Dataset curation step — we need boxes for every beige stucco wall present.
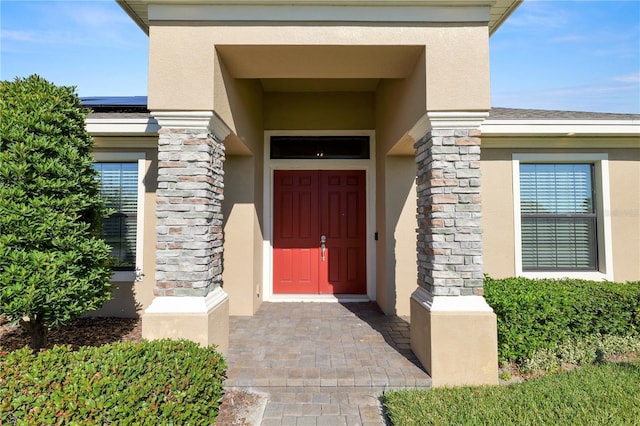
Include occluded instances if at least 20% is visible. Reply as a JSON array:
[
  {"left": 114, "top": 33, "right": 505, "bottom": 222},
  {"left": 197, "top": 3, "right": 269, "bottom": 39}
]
[
  {"left": 411, "top": 296, "right": 498, "bottom": 386},
  {"left": 264, "top": 92, "right": 375, "bottom": 131},
  {"left": 214, "top": 56, "right": 266, "bottom": 316},
  {"left": 214, "top": 53, "right": 263, "bottom": 156},
  {"left": 89, "top": 142, "right": 158, "bottom": 318},
  {"left": 481, "top": 145, "right": 640, "bottom": 282},
  {"left": 148, "top": 24, "right": 490, "bottom": 115},
  {"left": 480, "top": 148, "right": 516, "bottom": 278},
  {"left": 223, "top": 156, "right": 264, "bottom": 315},
  {"left": 373, "top": 51, "right": 427, "bottom": 314},
  {"left": 375, "top": 49, "right": 427, "bottom": 155},
  {"left": 609, "top": 148, "right": 640, "bottom": 281},
  {"left": 386, "top": 157, "right": 418, "bottom": 316}
]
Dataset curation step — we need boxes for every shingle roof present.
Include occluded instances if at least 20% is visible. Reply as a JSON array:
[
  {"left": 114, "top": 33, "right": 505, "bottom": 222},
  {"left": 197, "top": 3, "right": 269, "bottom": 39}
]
[{"left": 489, "top": 107, "right": 640, "bottom": 121}]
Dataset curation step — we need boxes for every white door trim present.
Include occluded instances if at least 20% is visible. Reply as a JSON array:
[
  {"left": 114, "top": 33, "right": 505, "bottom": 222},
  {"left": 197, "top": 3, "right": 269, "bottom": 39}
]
[{"left": 263, "top": 130, "right": 377, "bottom": 302}]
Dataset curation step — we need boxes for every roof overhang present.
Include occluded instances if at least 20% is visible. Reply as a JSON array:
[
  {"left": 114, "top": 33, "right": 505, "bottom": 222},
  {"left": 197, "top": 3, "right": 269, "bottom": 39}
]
[
  {"left": 86, "top": 117, "right": 160, "bottom": 136},
  {"left": 481, "top": 117, "right": 640, "bottom": 148},
  {"left": 117, "top": 0, "right": 522, "bottom": 35},
  {"left": 481, "top": 119, "right": 640, "bottom": 137}
]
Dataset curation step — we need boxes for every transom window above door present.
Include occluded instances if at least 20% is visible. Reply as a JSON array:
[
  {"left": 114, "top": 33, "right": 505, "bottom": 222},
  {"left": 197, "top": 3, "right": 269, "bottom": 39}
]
[{"left": 270, "top": 136, "right": 370, "bottom": 159}]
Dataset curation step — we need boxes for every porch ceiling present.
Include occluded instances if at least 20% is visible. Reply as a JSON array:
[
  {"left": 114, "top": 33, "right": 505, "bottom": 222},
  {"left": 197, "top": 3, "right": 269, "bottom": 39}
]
[
  {"left": 117, "top": 0, "right": 523, "bottom": 36},
  {"left": 216, "top": 45, "right": 423, "bottom": 80}
]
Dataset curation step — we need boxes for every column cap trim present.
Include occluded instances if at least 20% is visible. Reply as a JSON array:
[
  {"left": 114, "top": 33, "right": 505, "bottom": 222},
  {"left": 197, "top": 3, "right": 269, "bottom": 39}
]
[
  {"left": 408, "top": 111, "right": 489, "bottom": 141},
  {"left": 145, "top": 287, "right": 229, "bottom": 314},
  {"left": 411, "top": 287, "right": 494, "bottom": 312},
  {"left": 428, "top": 111, "right": 490, "bottom": 129},
  {"left": 152, "top": 110, "right": 232, "bottom": 141}
]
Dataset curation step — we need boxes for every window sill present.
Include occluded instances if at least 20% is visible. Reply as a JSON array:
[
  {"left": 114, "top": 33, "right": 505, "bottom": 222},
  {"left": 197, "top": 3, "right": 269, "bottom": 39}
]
[
  {"left": 518, "top": 271, "right": 613, "bottom": 282},
  {"left": 111, "top": 271, "right": 136, "bottom": 283}
]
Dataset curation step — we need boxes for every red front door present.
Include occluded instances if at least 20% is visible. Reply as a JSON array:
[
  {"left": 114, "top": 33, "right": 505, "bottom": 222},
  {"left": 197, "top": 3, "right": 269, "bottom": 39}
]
[{"left": 273, "top": 170, "right": 367, "bottom": 294}]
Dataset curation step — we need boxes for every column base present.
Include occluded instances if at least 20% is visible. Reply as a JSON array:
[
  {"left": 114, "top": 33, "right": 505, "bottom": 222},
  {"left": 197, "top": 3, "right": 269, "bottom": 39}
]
[
  {"left": 142, "top": 287, "right": 229, "bottom": 354},
  {"left": 410, "top": 287, "right": 498, "bottom": 387}
]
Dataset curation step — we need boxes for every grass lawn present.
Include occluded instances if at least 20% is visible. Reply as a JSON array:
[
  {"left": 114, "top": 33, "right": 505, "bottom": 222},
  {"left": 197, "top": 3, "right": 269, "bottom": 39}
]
[{"left": 384, "top": 360, "right": 640, "bottom": 425}]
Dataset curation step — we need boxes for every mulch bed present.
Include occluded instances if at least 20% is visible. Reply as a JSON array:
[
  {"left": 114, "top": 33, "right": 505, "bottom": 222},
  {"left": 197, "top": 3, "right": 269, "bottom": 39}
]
[{"left": 0, "top": 315, "right": 142, "bottom": 351}]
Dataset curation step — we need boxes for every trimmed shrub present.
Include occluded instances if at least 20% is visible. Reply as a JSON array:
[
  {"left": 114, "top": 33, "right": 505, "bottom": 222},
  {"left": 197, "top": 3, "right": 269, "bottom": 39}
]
[
  {"left": 484, "top": 276, "right": 640, "bottom": 364},
  {"left": 0, "top": 339, "right": 226, "bottom": 424},
  {"left": 521, "top": 334, "right": 640, "bottom": 373},
  {"left": 0, "top": 75, "right": 112, "bottom": 351}
]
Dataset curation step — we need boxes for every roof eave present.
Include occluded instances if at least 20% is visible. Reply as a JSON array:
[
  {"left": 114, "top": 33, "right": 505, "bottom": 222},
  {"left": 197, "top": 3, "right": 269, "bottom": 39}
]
[
  {"left": 489, "top": 0, "right": 522, "bottom": 35},
  {"left": 117, "top": 0, "right": 149, "bottom": 35},
  {"left": 117, "top": 0, "right": 522, "bottom": 35},
  {"left": 481, "top": 119, "right": 640, "bottom": 137}
]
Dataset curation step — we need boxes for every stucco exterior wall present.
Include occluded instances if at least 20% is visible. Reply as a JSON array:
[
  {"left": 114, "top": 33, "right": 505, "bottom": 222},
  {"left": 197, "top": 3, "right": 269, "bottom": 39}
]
[
  {"left": 479, "top": 148, "right": 516, "bottom": 278},
  {"left": 386, "top": 156, "right": 418, "bottom": 316},
  {"left": 608, "top": 149, "right": 640, "bottom": 281},
  {"left": 375, "top": 49, "right": 427, "bottom": 155},
  {"left": 373, "top": 53, "right": 426, "bottom": 314},
  {"left": 264, "top": 92, "right": 375, "bottom": 131},
  {"left": 213, "top": 58, "right": 265, "bottom": 315},
  {"left": 148, "top": 24, "right": 490, "bottom": 115},
  {"left": 481, "top": 146, "right": 640, "bottom": 282},
  {"left": 223, "top": 156, "right": 263, "bottom": 315}
]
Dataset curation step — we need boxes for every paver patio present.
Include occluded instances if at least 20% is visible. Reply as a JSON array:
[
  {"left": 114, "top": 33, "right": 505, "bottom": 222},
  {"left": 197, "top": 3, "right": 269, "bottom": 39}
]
[{"left": 224, "top": 302, "right": 431, "bottom": 425}]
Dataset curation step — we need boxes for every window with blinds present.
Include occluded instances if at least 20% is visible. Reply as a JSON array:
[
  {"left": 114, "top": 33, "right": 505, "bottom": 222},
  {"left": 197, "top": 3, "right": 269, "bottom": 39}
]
[
  {"left": 94, "top": 162, "right": 138, "bottom": 271},
  {"left": 519, "top": 163, "right": 597, "bottom": 271}
]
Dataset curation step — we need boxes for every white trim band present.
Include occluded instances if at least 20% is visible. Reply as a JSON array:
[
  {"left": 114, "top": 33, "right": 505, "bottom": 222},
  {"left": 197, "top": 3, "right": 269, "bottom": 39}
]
[
  {"left": 145, "top": 287, "right": 229, "bottom": 314},
  {"left": 86, "top": 118, "right": 159, "bottom": 135},
  {"left": 481, "top": 120, "right": 640, "bottom": 136},
  {"left": 411, "top": 287, "right": 494, "bottom": 312}
]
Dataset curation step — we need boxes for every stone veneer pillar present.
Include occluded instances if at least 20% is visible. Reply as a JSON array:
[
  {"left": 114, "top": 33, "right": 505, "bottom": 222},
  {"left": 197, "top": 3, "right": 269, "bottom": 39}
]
[
  {"left": 142, "top": 111, "right": 230, "bottom": 353},
  {"left": 410, "top": 111, "right": 498, "bottom": 387}
]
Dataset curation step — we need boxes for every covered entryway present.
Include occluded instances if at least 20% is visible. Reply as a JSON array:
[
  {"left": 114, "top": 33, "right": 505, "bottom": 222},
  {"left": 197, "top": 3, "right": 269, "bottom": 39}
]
[
  {"left": 134, "top": 0, "right": 508, "bottom": 387},
  {"left": 273, "top": 170, "right": 367, "bottom": 294}
]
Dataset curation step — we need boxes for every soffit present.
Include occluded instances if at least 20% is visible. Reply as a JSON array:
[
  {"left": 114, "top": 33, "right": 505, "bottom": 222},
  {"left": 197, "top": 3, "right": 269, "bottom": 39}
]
[
  {"left": 217, "top": 45, "right": 423, "bottom": 79},
  {"left": 117, "top": 0, "right": 522, "bottom": 35},
  {"left": 216, "top": 44, "right": 421, "bottom": 92}
]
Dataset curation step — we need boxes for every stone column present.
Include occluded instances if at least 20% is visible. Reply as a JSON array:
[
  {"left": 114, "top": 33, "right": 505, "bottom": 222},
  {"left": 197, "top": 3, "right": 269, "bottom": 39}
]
[
  {"left": 410, "top": 111, "right": 498, "bottom": 387},
  {"left": 142, "top": 111, "right": 230, "bottom": 353}
]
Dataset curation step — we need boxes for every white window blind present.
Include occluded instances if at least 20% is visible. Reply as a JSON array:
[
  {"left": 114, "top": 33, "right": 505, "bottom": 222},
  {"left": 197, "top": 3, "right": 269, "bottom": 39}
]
[
  {"left": 520, "top": 163, "right": 597, "bottom": 271},
  {"left": 95, "top": 162, "right": 138, "bottom": 270}
]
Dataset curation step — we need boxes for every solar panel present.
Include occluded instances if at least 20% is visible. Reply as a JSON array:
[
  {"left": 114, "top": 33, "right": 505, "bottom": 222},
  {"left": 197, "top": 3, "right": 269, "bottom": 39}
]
[{"left": 81, "top": 96, "right": 148, "bottom": 112}]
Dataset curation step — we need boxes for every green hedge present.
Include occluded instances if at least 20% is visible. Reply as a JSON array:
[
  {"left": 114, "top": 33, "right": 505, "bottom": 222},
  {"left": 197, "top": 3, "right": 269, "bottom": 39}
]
[
  {"left": 484, "top": 277, "right": 640, "bottom": 364},
  {"left": 0, "top": 339, "right": 226, "bottom": 425}
]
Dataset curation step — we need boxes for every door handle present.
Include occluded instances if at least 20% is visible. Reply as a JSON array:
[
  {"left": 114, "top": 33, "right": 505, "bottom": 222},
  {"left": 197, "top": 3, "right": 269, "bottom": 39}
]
[{"left": 320, "top": 235, "right": 326, "bottom": 262}]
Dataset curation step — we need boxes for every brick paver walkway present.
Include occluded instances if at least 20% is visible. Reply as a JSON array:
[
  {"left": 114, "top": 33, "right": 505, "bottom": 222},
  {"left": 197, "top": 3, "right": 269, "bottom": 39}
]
[{"left": 225, "top": 302, "right": 431, "bottom": 425}]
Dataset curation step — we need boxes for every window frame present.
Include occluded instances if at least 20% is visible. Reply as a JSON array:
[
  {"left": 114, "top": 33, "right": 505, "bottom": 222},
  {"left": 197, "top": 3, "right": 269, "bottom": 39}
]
[
  {"left": 94, "top": 152, "right": 146, "bottom": 283},
  {"left": 512, "top": 153, "right": 613, "bottom": 281}
]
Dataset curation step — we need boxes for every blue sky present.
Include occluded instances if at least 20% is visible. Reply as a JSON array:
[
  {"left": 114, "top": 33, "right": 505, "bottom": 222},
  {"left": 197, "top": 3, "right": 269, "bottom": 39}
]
[{"left": 1, "top": 0, "right": 639, "bottom": 113}]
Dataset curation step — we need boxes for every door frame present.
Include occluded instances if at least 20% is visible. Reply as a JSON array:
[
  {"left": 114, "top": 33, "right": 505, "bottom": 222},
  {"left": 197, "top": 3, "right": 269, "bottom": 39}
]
[{"left": 263, "top": 130, "right": 377, "bottom": 302}]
